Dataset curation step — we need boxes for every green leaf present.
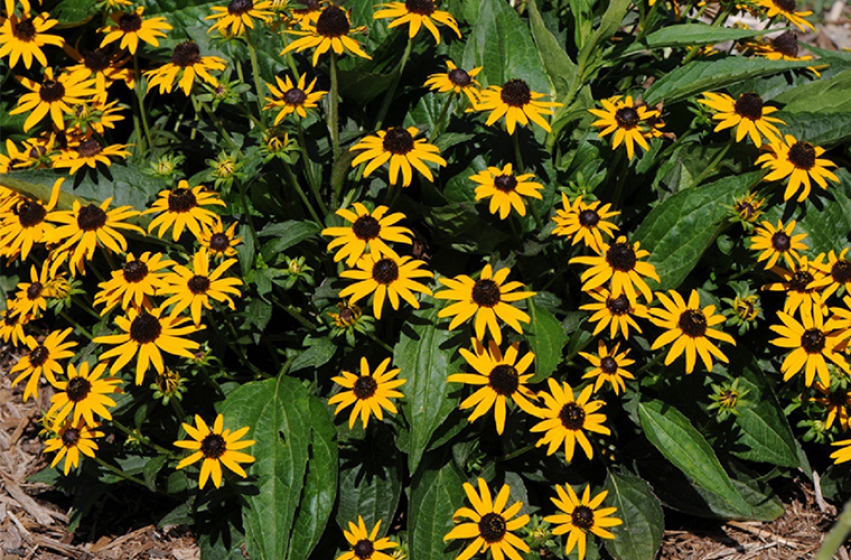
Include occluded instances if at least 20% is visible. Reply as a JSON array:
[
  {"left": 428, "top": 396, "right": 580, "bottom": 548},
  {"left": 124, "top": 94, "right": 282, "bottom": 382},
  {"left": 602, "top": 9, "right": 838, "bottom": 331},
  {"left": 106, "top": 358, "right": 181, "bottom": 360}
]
[
  {"left": 259, "top": 220, "right": 320, "bottom": 258},
  {"left": 393, "top": 305, "right": 464, "bottom": 474},
  {"left": 222, "top": 377, "right": 312, "bottom": 560},
  {"left": 628, "top": 24, "right": 772, "bottom": 52},
  {"left": 142, "top": 455, "right": 167, "bottom": 492},
  {"left": 51, "top": 0, "right": 97, "bottom": 25},
  {"left": 602, "top": 471, "right": 665, "bottom": 560},
  {"left": 773, "top": 111, "right": 851, "bottom": 148},
  {"left": 288, "top": 397, "right": 339, "bottom": 560},
  {"left": 408, "top": 452, "right": 466, "bottom": 560},
  {"left": 290, "top": 336, "right": 337, "bottom": 373},
  {"left": 632, "top": 170, "right": 762, "bottom": 289},
  {"left": 638, "top": 400, "right": 751, "bottom": 514},
  {"left": 526, "top": 299, "right": 568, "bottom": 383},
  {"left": 527, "top": 0, "right": 578, "bottom": 99},
  {"left": 645, "top": 57, "right": 816, "bottom": 105},
  {"left": 773, "top": 68, "right": 851, "bottom": 113},
  {"left": 577, "top": 0, "right": 632, "bottom": 75}
]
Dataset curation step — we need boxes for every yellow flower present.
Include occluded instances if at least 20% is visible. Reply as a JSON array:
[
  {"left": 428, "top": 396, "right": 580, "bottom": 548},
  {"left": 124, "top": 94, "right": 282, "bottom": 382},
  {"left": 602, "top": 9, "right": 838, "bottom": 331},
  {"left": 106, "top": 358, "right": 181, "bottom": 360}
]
[
  {"left": 434, "top": 264, "right": 535, "bottom": 345},
  {"left": 544, "top": 484, "right": 622, "bottom": 560},
  {"left": 474, "top": 78, "right": 561, "bottom": 135},
  {"left": 321, "top": 202, "right": 412, "bottom": 266},
  {"left": 263, "top": 73, "right": 327, "bottom": 123},
  {"left": 580, "top": 287, "right": 649, "bottom": 339},
  {"left": 552, "top": 194, "right": 620, "bottom": 252},
  {"left": 44, "top": 419, "right": 103, "bottom": 475},
  {"left": 755, "top": 134, "right": 839, "bottom": 202},
  {"left": 649, "top": 289, "right": 736, "bottom": 374},
  {"left": 0, "top": 9, "right": 64, "bottom": 69},
  {"left": 373, "top": 0, "right": 460, "bottom": 43},
  {"left": 698, "top": 92, "right": 784, "bottom": 147},
  {"left": 424, "top": 60, "right": 482, "bottom": 104},
  {"left": 12, "top": 261, "right": 53, "bottom": 318},
  {"left": 747, "top": 31, "right": 821, "bottom": 76},
  {"left": 569, "top": 236, "right": 660, "bottom": 304},
  {"left": 282, "top": 5, "right": 371, "bottom": 66},
  {"left": 810, "top": 249, "right": 851, "bottom": 300},
  {"left": 0, "top": 304, "right": 29, "bottom": 346},
  {"left": 143, "top": 180, "right": 226, "bottom": 241},
  {"left": 337, "top": 517, "right": 397, "bottom": 560},
  {"left": 9, "top": 67, "right": 97, "bottom": 132},
  {"left": 145, "top": 40, "right": 226, "bottom": 96},
  {"left": 470, "top": 163, "right": 544, "bottom": 220},
  {"left": 206, "top": 0, "right": 274, "bottom": 36},
  {"left": 159, "top": 247, "right": 244, "bottom": 325},
  {"left": 754, "top": 0, "right": 814, "bottom": 31},
  {"left": 749, "top": 219, "right": 808, "bottom": 270},
  {"left": 51, "top": 136, "right": 131, "bottom": 175},
  {"left": 588, "top": 95, "right": 660, "bottom": 160},
  {"left": 812, "top": 382, "right": 851, "bottom": 430},
  {"left": 99, "top": 7, "right": 172, "bottom": 54},
  {"left": 578, "top": 340, "right": 635, "bottom": 395},
  {"left": 762, "top": 257, "right": 826, "bottom": 317},
  {"left": 46, "top": 361, "right": 123, "bottom": 429},
  {"left": 339, "top": 253, "right": 433, "bottom": 319},
  {"left": 732, "top": 192, "right": 765, "bottom": 224},
  {"left": 198, "top": 216, "right": 242, "bottom": 258},
  {"left": 769, "top": 305, "right": 849, "bottom": 386},
  {"left": 328, "top": 357, "right": 406, "bottom": 428},
  {"left": 63, "top": 45, "right": 133, "bottom": 102},
  {"left": 9, "top": 328, "right": 76, "bottom": 402},
  {"left": 94, "top": 252, "right": 176, "bottom": 313},
  {"left": 448, "top": 338, "right": 539, "bottom": 435},
  {"left": 350, "top": 126, "right": 447, "bottom": 187},
  {"left": 443, "top": 478, "right": 530, "bottom": 560},
  {"left": 530, "top": 378, "right": 610, "bottom": 461},
  {"left": 175, "top": 414, "right": 255, "bottom": 489}
]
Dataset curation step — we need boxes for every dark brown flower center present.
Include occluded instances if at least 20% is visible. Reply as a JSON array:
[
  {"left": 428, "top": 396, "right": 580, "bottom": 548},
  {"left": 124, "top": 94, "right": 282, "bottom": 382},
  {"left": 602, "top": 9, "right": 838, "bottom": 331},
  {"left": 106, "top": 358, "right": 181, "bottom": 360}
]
[
  {"left": 771, "top": 231, "right": 791, "bottom": 252},
  {"left": 789, "top": 270, "right": 814, "bottom": 292},
  {"left": 801, "top": 328, "right": 825, "bottom": 353},
  {"left": 66, "top": 377, "right": 92, "bottom": 402},
  {"left": 77, "top": 139, "right": 103, "bottom": 158},
  {"left": 26, "top": 282, "right": 43, "bottom": 300},
  {"left": 500, "top": 79, "right": 531, "bottom": 107},
  {"left": 29, "top": 345, "right": 50, "bottom": 367},
  {"left": 478, "top": 512, "right": 507, "bottom": 543},
  {"left": 353, "top": 539, "right": 375, "bottom": 559},
  {"left": 129, "top": 313, "right": 162, "bottom": 344},
  {"left": 678, "top": 309, "right": 707, "bottom": 337},
  {"left": 488, "top": 364, "right": 519, "bottom": 395},
  {"left": 720, "top": 390, "right": 737, "bottom": 406},
  {"left": 353, "top": 375, "right": 378, "bottom": 399},
  {"left": 606, "top": 294, "right": 630, "bottom": 315},
  {"left": 352, "top": 215, "right": 381, "bottom": 240},
  {"left": 405, "top": 0, "right": 434, "bottom": 14},
  {"left": 773, "top": 0, "right": 796, "bottom": 12},
  {"left": 772, "top": 31, "right": 799, "bottom": 57},
  {"left": 493, "top": 174, "right": 517, "bottom": 192},
  {"left": 187, "top": 275, "right": 211, "bottom": 294},
  {"left": 315, "top": 6, "right": 349, "bottom": 37},
  {"left": 471, "top": 279, "right": 500, "bottom": 307},
  {"left": 606, "top": 242, "right": 637, "bottom": 272},
  {"left": 615, "top": 107, "right": 639, "bottom": 129},
  {"left": 210, "top": 233, "right": 231, "bottom": 252},
  {"left": 13, "top": 18, "right": 37, "bottom": 41},
  {"left": 167, "top": 188, "right": 198, "bottom": 213},
  {"left": 84, "top": 48, "right": 111, "bottom": 72},
  {"left": 572, "top": 506, "right": 595, "bottom": 530},
  {"left": 227, "top": 0, "right": 253, "bottom": 14},
  {"left": 734, "top": 93, "right": 763, "bottom": 120},
  {"left": 788, "top": 142, "right": 816, "bottom": 170},
  {"left": 371, "top": 258, "right": 399, "bottom": 284},
  {"left": 77, "top": 204, "right": 107, "bottom": 231},
  {"left": 828, "top": 390, "right": 847, "bottom": 407},
  {"left": 171, "top": 41, "right": 202, "bottom": 67},
  {"left": 339, "top": 307, "right": 355, "bottom": 322},
  {"left": 200, "top": 433, "right": 227, "bottom": 458},
  {"left": 123, "top": 259, "right": 149, "bottom": 283},
  {"left": 283, "top": 87, "right": 308, "bottom": 105},
  {"left": 382, "top": 128, "right": 414, "bottom": 155},
  {"left": 736, "top": 201, "right": 756, "bottom": 220},
  {"left": 448, "top": 68, "right": 471, "bottom": 86},
  {"left": 62, "top": 428, "right": 80, "bottom": 447},
  {"left": 578, "top": 209, "right": 600, "bottom": 227},
  {"left": 833, "top": 260, "right": 851, "bottom": 284},
  {"left": 118, "top": 12, "right": 143, "bottom": 32},
  {"left": 39, "top": 80, "right": 66, "bottom": 103},
  {"left": 600, "top": 356, "right": 618, "bottom": 374},
  {"left": 559, "top": 402, "right": 586, "bottom": 430}
]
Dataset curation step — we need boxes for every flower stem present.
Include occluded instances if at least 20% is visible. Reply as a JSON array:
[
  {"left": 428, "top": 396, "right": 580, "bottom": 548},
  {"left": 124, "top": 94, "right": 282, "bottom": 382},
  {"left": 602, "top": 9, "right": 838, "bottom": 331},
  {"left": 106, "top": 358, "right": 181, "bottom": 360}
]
[
  {"left": 112, "top": 419, "right": 175, "bottom": 457},
  {"left": 512, "top": 132, "right": 525, "bottom": 174},
  {"left": 246, "top": 33, "right": 267, "bottom": 127},
  {"left": 328, "top": 51, "right": 340, "bottom": 159},
  {"left": 236, "top": 179, "right": 261, "bottom": 249},
  {"left": 58, "top": 310, "right": 92, "bottom": 340},
  {"left": 366, "top": 330, "right": 394, "bottom": 354},
  {"left": 282, "top": 161, "right": 323, "bottom": 223},
  {"left": 297, "top": 120, "right": 327, "bottom": 215},
  {"left": 93, "top": 455, "right": 155, "bottom": 491},
  {"left": 374, "top": 36, "right": 414, "bottom": 131},
  {"left": 132, "top": 53, "right": 153, "bottom": 154},
  {"left": 428, "top": 93, "right": 454, "bottom": 143}
]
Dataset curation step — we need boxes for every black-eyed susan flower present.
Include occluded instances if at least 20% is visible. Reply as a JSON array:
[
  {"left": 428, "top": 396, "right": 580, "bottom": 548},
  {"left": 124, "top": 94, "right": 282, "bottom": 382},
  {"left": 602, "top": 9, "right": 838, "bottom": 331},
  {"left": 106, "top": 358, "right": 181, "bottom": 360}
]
[
  {"left": 749, "top": 219, "right": 808, "bottom": 270},
  {"left": 424, "top": 60, "right": 482, "bottom": 104},
  {"left": 94, "top": 307, "right": 203, "bottom": 385},
  {"left": 0, "top": 9, "right": 64, "bottom": 69},
  {"left": 811, "top": 249, "right": 851, "bottom": 300},
  {"left": 10, "top": 329, "right": 76, "bottom": 402},
  {"left": 448, "top": 338, "right": 539, "bottom": 435},
  {"left": 762, "top": 258, "right": 827, "bottom": 317},
  {"left": 434, "top": 264, "right": 534, "bottom": 345},
  {"left": 812, "top": 382, "right": 851, "bottom": 430},
  {"left": 63, "top": 45, "right": 133, "bottom": 102},
  {"left": 51, "top": 136, "right": 131, "bottom": 174},
  {"left": 588, "top": 95, "right": 660, "bottom": 160},
  {"left": 770, "top": 306, "right": 849, "bottom": 386},
  {"left": 731, "top": 192, "right": 765, "bottom": 228},
  {"left": 578, "top": 340, "right": 635, "bottom": 395},
  {"left": 44, "top": 198, "right": 142, "bottom": 277},
  {"left": 470, "top": 163, "right": 544, "bottom": 220},
  {"left": 373, "top": 0, "right": 460, "bottom": 43},
  {"left": 287, "top": 0, "right": 323, "bottom": 27},
  {"left": 145, "top": 41, "right": 226, "bottom": 96},
  {"left": 175, "top": 414, "right": 255, "bottom": 489},
  {"left": 475, "top": 78, "right": 561, "bottom": 135},
  {"left": 94, "top": 252, "right": 175, "bottom": 312},
  {"left": 530, "top": 378, "right": 609, "bottom": 461},
  {"left": 144, "top": 181, "right": 225, "bottom": 241},
  {"left": 0, "top": 305, "right": 28, "bottom": 346},
  {"left": 756, "top": 134, "right": 839, "bottom": 202},
  {"left": 44, "top": 419, "right": 103, "bottom": 475},
  {"left": 206, "top": 0, "right": 273, "bottom": 36},
  {"left": 263, "top": 73, "right": 327, "bottom": 123},
  {"left": 9, "top": 68, "right": 97, "bottom": 132},
  {"left": 328, "top": 357, "right": 405, "bottom": 428},
  {"left": 748, "top": 31, "right": 821, "bottom": 75},
  {"left": 337, "top": 517, "right": 396, "bottom": 560},
  {"left": 831, "top": 438, "right": 851, "bottom": 465},
  {"left": 13, "top": 261, "right": 53, "bottom": 318},
  {"left": 754, "top": 0, "right": 814, "bottom": 31},
  {"left": 99, "top": 7, "right": 172, "bottom": 54},
  {"left": 159, "top": 248, "right": 243, "bottom": 325},
  {"left": 46, "top": 361, "right": 122, "bottom": 429},
  {"left": 544, "top": 484, "right": 622, "bottom": 560},
  {"left": 649, "top": 289, "right": 735, "bottom": 374},
  {"left": 552, "top": 194, "right": 620, "bottom": 252},
  {"left": 570, "top": 236, "right": 659, "bottom": 304},
  {"left": 199, "top": 216, "right": 242, "bottom": 258},
  {"left": 580, "top": 288, "right": 649, "bottom": 339},
  {"left": 698, "top": 92, "right": 783, "bottom": 147},
  {"left": 282, "top": 5, "right": 371, "bottom": 66},
  {"left": 66, "top": 100, "right": 125, "bottom": 136},
  {"left": 350, "top": 127, "right": 446, "bottom": 187},
  {"left": 443, "top": 478, "right": 530, "bottom": 560},
  {"left": 338, "top": 253, "right": 433, "bottom": 319},
  {"left": 321, "top": 203, "right": 412, "bottom": 266}
]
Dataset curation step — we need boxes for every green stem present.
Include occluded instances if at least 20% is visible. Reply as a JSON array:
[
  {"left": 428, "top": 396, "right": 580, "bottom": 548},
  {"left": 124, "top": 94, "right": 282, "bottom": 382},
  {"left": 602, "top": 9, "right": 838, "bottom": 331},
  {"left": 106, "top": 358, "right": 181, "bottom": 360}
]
[
  {"left": 815, "top": 497, "right": 851, "bottom": 560},
  {"left": 246, "top": 33, "right": 267, "bottom": 127},
  {"left": 428, "top": 93, "right": 454, "bottom": 143},
  {"left": 93, "top": 455, "right": 156, "bottom": 491},
  {"left": 366, "top": 331, "right": 394, "bottom": 354},
  {"left": 237, "top": 179, "right": 261, "bottom": 248},
  {"left": 690, "top": 142, "right": 731, "bottom": 187},
  {"left": 328, "top": 51, "right": 340, "bottom": 159},
  {"left": 170, "top": 397, "right": 188, "bottom": 422},
  {"left": 499, "top": 443, "right": 536, "bottom": 463},
  {"left": 636, "top": 1, "right": 662, "bottom": 43},
  {"left": 296, "top": 121, "right": 327, "bottom": 215},
  {"left": 132, "top": 54, "right": 152, "bottom": 154},
  {"left": 282, "top": 161, "right": 323, "bottom": 223},
  {"left": 374, "top": 37, "right": 414, "bottom": 131},
  {"left": 198, "top": 97, "right": 237, "bottom": 149},
  {"left": 58, "top": 310, "right": 92, "bottom": 340},
  {"left": 271, "top": 292, "right": 318, "bottom": 329},
  {"left": 112, "top": 420, "right": 174, "bottom": 456},
  {"left": 512, "top": 132, "right": 525, "bottom": 174},
  {"left": 70, "top": 295, "right": 103, "bottom": 321}
]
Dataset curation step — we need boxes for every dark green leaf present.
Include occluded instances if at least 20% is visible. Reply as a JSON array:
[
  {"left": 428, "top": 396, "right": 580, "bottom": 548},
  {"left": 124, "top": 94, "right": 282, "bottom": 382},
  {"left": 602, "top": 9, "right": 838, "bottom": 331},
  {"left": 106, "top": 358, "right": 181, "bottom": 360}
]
[
  {"left": 629, "top": 24, "right": 772, "bottom": 52},
  {"left": 259, "top": 220, "right": 320, "bottom": 257},
  {"left": 142, "top": 455, "right": 168, "bottom": 492},
  {"left": 408, "top": 452, "right": 466, "bottom": 560},
  {"left": 526, "top": 299, "right": 568, "bottom": 383},
  {"left": 50, "top": 0, "right": 98, "bottom": 25},
  {"left": 773, "top": 111, "right": 851, "bottom": 148},
  {"left": 773, "top": 68, "right": 851, "bottom": 113},
  {"left": 603, "top": 471, "right": 665, "bottom": 560},
  {"left": 527, "top": 0, "right": 577, "bottom": 99},
  {"left": 290, "top": 336, "right": 337, "bottom": 372}
]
